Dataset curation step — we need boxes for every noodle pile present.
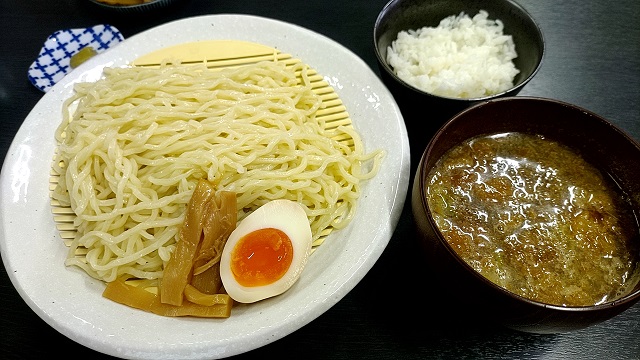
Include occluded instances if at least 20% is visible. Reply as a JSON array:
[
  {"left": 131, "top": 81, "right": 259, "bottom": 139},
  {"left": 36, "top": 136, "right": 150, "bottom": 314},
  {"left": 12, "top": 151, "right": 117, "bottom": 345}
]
[{"left": 51, "top": 60, "right": 383, "bottom": 283}]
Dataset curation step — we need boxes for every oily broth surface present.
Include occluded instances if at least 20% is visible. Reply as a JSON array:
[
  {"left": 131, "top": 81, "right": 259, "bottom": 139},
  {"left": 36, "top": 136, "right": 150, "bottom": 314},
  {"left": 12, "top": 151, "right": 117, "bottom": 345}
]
[{"left": 426, "top": 132, "right": 639, "bottom": 306}]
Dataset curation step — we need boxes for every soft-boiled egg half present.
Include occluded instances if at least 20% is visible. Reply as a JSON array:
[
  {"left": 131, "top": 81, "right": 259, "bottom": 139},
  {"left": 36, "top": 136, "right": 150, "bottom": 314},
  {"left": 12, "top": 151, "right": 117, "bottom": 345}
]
[{"left": 220, "top": 199, "right": 313, "bottom": 303}]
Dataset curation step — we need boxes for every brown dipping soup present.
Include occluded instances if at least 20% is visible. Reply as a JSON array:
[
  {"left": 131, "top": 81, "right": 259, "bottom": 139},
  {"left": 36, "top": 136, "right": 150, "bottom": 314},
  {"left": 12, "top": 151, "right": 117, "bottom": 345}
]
[{"left": 426, "top": 132, "right": 640, "bottom": 306}]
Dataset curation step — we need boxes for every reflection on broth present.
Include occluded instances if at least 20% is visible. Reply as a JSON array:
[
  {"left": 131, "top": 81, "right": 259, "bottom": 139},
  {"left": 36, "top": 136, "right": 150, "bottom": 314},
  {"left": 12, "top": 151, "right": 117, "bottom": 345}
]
[{"left": 426, "top": 132, "right": 639, "bottom": 306}]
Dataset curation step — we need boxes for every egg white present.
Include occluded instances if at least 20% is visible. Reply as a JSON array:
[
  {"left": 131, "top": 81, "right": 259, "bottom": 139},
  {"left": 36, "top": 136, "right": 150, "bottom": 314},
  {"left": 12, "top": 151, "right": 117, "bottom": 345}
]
[{"left": 220, "top": 199, "right": 313, "bottom": 303}]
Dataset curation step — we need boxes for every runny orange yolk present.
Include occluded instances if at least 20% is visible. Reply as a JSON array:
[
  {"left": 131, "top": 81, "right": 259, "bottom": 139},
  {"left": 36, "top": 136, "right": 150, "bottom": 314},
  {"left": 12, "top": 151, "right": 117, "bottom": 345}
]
[{"left": 230, "top": 228, "right": 293, "bottom": 287}]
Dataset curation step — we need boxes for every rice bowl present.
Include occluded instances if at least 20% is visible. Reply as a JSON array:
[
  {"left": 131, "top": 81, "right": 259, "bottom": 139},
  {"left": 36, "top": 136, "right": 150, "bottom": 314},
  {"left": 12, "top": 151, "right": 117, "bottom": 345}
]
[
  {"left": 373, "top": 0, "right": 545, "bottom": 150},
  {"left": 386, "top": 10, "right": 520, "bottom": 99}
]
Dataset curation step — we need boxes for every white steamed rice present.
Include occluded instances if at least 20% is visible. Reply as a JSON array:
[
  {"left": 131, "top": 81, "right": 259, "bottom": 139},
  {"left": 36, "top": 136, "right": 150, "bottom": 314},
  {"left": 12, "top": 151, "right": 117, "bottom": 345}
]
[{"left": 386, "top": 10, "right": 519, "bottom": 99}]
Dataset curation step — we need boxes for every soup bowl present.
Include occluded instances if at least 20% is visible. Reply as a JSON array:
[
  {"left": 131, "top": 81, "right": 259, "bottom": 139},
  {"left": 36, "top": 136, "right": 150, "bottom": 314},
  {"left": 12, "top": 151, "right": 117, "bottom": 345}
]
[{"left": 411, "top": 96, "right": 640, "bottom": 334}]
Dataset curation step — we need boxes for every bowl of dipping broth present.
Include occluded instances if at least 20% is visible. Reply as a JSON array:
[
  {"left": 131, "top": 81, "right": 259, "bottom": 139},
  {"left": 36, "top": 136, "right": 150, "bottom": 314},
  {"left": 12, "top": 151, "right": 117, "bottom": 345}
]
[
  {"left": 373, "top": 0, "right": 544, "bottom": 155},
  {"left": 411, "top": 96, "right": 640, "bottom": 334}
]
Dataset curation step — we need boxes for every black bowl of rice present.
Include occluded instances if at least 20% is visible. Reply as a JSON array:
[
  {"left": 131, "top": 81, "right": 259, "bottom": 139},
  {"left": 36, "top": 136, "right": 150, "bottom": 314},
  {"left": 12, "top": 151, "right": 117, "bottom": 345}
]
[{"left": 373, "top": 0, "right": 544, "bottom": 158}]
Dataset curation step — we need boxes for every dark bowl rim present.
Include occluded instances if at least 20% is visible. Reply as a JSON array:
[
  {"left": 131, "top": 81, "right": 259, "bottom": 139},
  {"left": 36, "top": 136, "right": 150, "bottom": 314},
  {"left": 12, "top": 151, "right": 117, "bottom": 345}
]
[
  {"left": 373, "top": 0, "right": 546, "bottom": 102},
  {"left": 417, "top": 95, "right": 640, "bottom": 311},
  {"left": 88, "top": 0, "right": 173, "bottom": 10}
]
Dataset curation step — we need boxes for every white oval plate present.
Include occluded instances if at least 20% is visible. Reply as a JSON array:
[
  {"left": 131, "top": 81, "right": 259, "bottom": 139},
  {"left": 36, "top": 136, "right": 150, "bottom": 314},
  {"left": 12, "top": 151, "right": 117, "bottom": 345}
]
[{"left": 0, "top": 14, "right": 410, "bottom": 360}]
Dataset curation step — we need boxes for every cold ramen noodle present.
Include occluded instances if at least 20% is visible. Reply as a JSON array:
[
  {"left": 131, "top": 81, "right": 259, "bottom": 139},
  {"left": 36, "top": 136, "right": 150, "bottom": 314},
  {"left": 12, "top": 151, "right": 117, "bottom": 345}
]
[
  {"left": 426, "top": 132, "right": 639, "bottom": 306},
  {"left": 51, "top": 60, "right": 384, "bottom": 316}
]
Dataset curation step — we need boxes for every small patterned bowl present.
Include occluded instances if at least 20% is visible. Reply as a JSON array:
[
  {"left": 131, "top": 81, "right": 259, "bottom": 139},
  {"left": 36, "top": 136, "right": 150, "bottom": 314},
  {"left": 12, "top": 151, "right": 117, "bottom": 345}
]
[{"left": 28, "top": 24, "right": 124, "bottom": 92}]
